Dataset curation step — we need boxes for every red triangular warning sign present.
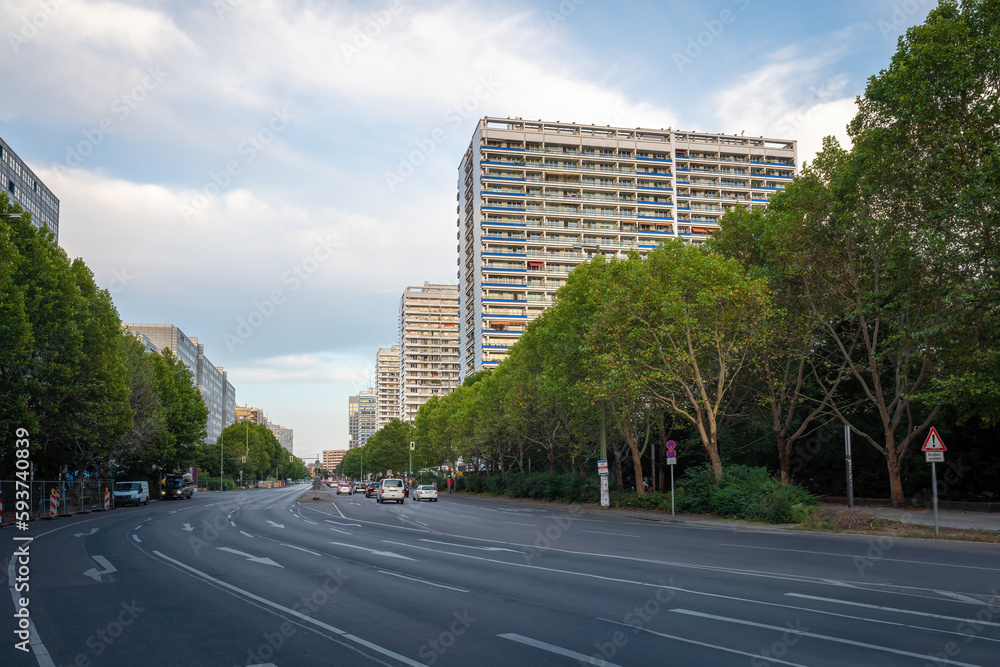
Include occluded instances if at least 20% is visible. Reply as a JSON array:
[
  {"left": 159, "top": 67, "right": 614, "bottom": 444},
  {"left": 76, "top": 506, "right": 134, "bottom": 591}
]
[{"left": 921, "top": 426, "right": 946, "bottom": 452}]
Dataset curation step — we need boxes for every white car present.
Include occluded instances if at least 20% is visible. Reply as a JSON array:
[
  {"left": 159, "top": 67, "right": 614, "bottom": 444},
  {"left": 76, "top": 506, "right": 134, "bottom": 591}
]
[
  {"left": 377, "top": 479, "right": 405, "bottom": 504},
  {"left": 336, "top": 483, "right": 352, "bottom": 495},
  {"left": 413, "top": 485, "right": 438, "bottom": 502}
]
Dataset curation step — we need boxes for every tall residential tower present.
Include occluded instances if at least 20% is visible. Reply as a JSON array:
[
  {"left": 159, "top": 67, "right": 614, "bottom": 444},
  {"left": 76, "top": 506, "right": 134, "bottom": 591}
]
[
  {"left": 457, "top": 117, "right": 797, "bottom": 374},
  {"left": 398, "top": 283, "right": 460, "bottom": 423}
]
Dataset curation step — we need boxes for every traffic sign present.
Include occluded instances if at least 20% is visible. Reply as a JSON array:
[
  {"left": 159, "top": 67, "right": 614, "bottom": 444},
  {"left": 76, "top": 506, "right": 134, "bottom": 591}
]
[
  {"left": 597, "top": 460, "right": 608, "bottom": 476},
  {"left": 666, "top": 457, "right": 677, "bottom": 466},
  {"left": 666, "top": 449, "right": 677, "bottom": 459},
  {"left": 921, "top": 427, "right": 946, "bottom": 452},
  {"left": 925, "top": 451, "right": 944, "bottom": 463},
  {"left": 666, "top": 440, "right": 676, "bottom": 451}
]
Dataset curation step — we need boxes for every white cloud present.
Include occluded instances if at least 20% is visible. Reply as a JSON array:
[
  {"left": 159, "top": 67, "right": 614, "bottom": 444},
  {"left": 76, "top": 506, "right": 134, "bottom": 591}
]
[{"left": 228, "top": 352, "right": 371, "bottom": 386}]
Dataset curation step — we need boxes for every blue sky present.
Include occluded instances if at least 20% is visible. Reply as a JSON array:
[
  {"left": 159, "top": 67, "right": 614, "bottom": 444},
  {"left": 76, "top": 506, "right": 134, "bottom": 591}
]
[{"left": 0, "top": 0, "right": 935, "bottom": 456}]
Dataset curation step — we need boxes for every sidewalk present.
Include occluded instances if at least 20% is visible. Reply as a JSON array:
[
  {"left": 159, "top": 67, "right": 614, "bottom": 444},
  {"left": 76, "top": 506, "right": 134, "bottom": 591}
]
[{"left": 835, "top": 504, "right": 1000, "bottom": 532}]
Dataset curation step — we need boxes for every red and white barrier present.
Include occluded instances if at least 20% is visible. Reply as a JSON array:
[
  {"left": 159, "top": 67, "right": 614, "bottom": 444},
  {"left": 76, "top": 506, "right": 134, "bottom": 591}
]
[
  {"left": 49, "top": 489, "right": 58, "bottom": 517},
  {"left": 104, "top": 487, "right": 110, "bottom": 510}
]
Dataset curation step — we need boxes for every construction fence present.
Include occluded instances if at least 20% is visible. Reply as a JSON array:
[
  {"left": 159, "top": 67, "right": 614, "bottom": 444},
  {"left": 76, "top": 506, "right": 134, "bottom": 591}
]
[{"left": 0, "top": 479, "right": 115, "bottom": 527}]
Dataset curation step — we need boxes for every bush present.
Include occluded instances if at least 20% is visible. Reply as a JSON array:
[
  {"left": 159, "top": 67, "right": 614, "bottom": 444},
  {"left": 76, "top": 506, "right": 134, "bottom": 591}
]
[
  {"left": 456, "top": 472, "right": 598, "bottom": 504},
  {"left": 675, "top": 465, "right": 818, "bottom": 523}
]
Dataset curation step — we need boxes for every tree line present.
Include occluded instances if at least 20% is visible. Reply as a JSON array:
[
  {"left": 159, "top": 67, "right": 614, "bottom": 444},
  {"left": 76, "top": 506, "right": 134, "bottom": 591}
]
[{"left": 349, "top": 1, "right": 1000, "bottom": 507}]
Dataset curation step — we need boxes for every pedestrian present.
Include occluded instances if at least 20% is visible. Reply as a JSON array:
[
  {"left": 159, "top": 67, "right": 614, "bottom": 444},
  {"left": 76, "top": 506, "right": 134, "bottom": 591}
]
[{"left": 447, "top": 476, "right": 453, "bottom": 493}]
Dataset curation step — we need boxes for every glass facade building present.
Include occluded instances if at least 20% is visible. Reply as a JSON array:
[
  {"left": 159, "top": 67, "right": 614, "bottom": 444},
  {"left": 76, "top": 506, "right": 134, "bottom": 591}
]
[{"left": 0, "top": 136, "right": 59, "bottom": 241}]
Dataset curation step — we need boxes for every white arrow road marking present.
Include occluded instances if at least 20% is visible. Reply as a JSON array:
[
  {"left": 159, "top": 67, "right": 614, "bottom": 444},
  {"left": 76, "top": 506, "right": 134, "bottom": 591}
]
[
  {"left": 74, "top": 528, "right": 99, "bottom": 537},
  {"left": 83, "top": 556, "right": 117, "bottom": 581},
  {"left": 329, "top": 542, "right": 414, "bottom": 561},
  {"left": 266, "top": 521, "right": 285, "bottom": 528},
  {"left": 217, "top": 547, "right": 283, "bottom": 568},
  {"left": 181, "top": 523, "right": 195, "bottom": 532}
]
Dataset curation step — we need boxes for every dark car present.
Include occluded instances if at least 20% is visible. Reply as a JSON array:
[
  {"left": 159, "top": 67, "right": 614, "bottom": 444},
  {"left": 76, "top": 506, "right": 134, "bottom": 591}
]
[{"left": 365, "top": 481, "right": 379, "bottom": 498}]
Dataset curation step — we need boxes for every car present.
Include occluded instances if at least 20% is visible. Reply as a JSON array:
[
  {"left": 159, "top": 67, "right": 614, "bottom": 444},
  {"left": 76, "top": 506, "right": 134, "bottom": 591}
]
[
  {"left": 413, "top": 485, "right": 438, "bottom": 502},
  {"left": 365, "top": 481, "right": 379, "bottom": 498},
  {"left": 336, "top": 483, "right": 352, "bottom": 495},
  {"left": 162, "top": 472, "right": 194, "bottom": 500},
  {"left": 377, "top": 478, "right": 405, "bottom": 504}
]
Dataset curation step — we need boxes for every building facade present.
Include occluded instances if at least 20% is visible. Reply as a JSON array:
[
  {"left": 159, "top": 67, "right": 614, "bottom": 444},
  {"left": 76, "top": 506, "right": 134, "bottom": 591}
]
[
  {"left": 268, "top": 423, "right": 294, "bottom": 451},
  {"left": 235, "top": 406, "right": 267, "bottom": 425},
  {"left": 322, "top": 449, "right": 346, "bottom": 473},
  {"left": 347, "top": 395, "right": 360, "bottom": 448},
  {"left": 375, "top": 345, "right": 401, "bottom": 429},
  {"left": 125, "top": 323, "right": 235, "bottom": 443},
  {"left": 398, "top": 283, "right": 461, "bottom": 423},
  {"left": 0, "top": 136, "right": 60, "bottom": 241},
  {"left": 358, "top": 389, "right": 377, "bottom": 447},
  {"left": 457, "top": 117, "right": 797, "bottom": 374}
]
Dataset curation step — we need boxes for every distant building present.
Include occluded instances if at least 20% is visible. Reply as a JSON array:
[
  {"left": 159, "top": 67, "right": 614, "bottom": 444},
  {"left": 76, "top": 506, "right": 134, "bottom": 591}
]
[
  {"left": 347, "top": 395, "right": 360, "bottom": 448},
  {"left": 358, "top": 389, "right": 377, "bottom": 447},
  {"left": 235, "top": 406, "right": 267, "bottom": 425},
  {"left": 268, "top": 423, "right": 294, "bottom": 451},
  {"left": 0, "top": 136, "right": 60, "bottom": 241},
  {"left": 125, "top": 323, "right": 234, "bottom": 444},
  {"left": 398, "top": 283, "right": 460, "bottom": 423},
  {"left": 322, "top": 449, "right": 346, "bottom": 472},
  {"left": 376, "top": 345, "right": 401, "bottom": 428},
  {"left": 458, "top": 117, "right": 797, "bottom": 373}
]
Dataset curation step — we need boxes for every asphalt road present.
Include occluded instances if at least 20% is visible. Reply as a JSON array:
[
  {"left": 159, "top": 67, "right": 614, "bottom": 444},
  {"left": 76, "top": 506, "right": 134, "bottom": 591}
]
[{"left": 2, "top": 485, "right": 999, "bottom": 666}]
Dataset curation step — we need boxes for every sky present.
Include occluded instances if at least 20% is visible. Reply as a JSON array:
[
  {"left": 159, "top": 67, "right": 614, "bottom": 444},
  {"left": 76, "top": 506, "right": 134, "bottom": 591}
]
[{"left": 0, "top": 0, "right": 936, "bottom": 457}]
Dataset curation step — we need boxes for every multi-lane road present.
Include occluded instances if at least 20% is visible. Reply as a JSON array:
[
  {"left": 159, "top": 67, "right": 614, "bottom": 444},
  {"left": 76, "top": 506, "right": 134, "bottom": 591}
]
[{"left": 2, "top": 485, "right": 999, "bottom": 666}]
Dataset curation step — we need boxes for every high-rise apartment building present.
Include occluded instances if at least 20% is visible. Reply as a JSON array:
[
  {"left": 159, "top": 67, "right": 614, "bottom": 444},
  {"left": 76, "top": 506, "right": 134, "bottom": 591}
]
[
  {"left": 235, "top": 405, "right": 267, "bottom": 425},
  {"left": 0, "top": 136, "right": 60, "bottom": 241},
  {"left": 268, "top": 423, "right": 294, "bottom": 450},
  {"left": 125, "top": 323, "right": 235, "bottom": 443},
  {"left": 458, "top": 117, "right": 797, "bottom": 374},
  {"left": 358, "top": 389, "right": 377, "bottom": 447},
  {"left": 375, "top": 345, "right": 401, "bottom": 428},
  {"left": 322, "top": 449, "right": 346, "bottom": 473},
  {"left": 398, "top": 283, "right": 461, "bottom": 423},
  {"left": 347, "top": 395, "right": 360, "bottom": 448}
]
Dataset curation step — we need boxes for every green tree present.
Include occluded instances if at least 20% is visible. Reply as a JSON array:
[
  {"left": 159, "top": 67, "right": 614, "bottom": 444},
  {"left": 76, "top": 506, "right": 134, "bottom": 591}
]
[{"left": 148, "top": 349, "right": 208, "bottom": 471}]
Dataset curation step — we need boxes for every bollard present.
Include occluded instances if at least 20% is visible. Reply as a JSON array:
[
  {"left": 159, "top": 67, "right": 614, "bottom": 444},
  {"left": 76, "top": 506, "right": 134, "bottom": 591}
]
[
  {"left": 50, "top": 488, "right": 58, "bottom": 517},
  {"left": 104, "top": 487, "right": 110, "bottom": 510}
]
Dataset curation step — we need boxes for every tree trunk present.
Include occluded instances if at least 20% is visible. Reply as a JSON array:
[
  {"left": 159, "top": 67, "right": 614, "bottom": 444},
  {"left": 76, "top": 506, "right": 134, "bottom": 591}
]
[
  {"left": 614, "top": 450, "right": 624, "bottom": 491},
  {"left": 548, "top": 444, "right": 555, "bottom": 474},
  {"left": 707, "top": 432, "right": 723, "bottom": 484},
  {"left": 631, "top": 453, "right": 645, "bottom": 497},
  {"left": 888, "top": 457, "right": 905, "bottom": 509},
  {"left": 778, "top": 433, "right": 791, "bottom": 485}
]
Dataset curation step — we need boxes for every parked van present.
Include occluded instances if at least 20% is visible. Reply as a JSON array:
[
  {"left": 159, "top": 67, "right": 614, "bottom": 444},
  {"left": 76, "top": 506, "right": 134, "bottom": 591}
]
[
  {"left": 114, "top": 481, "right": 149, "bottom": 506},
  {"left": 162, "top": 473, "right": 194, "bottom": 500}
]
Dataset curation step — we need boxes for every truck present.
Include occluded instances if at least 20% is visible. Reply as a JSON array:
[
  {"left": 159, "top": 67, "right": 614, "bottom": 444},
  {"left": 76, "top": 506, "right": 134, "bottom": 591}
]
[{"left": 162, "top": 472, "right": 194, "bottom": 500}]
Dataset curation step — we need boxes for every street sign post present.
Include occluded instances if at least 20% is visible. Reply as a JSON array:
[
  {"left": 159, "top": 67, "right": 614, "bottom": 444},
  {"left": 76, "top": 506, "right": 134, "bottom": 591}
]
[
  {"left": 600, "top": 476, "right": 609, "bottom": 507},
  {"left": 597, "top": 460, "right": 608, "bottom": 476},
  {"left": 920, "top": 427, "right": 947, "bottom": 536},
  {"left": 665, "top": 441, "right": 677, "bottom": 516}
]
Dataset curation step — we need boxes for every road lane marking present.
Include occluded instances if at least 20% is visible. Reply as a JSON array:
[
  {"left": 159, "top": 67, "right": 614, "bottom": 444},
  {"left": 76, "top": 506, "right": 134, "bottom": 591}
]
[
  {"left": 328, "top": 527, "right": 353, "bottom": 535},
  {"left": 718, "top": 543, "right": 1000, "bottom": 572},
  {"left": 380, "top": 571, "right": 469, "bottom": 592},
  {"left": 670, "top": 609, "right": 982, "bottom": 667},
  {"left": 303, "top": 520, "right": 317, "bottom": 525},
  {"left": 498, "top": 633, "right": 622, "bottom": 666},
  {"left": 324, "top": 520, "right": 362, "bottom": 527},
  {"left": 240, "top": 531, "right": 255, "bottom": 538},
  {"left": 182, "top": 523, "right": 195, "bottom": 532},
  {"left": 132, "top": 535, "right": 142, "bottom": 543},
  {"left": 74, "top": 528, "right": 99, "bottom": 537},
  {"left": 503, "top": 521, "right": 536, "bottom": 527},
  {"left": 598, "top": 618, "right": 809, "bottom": 667},
  {"left": 83, "top": 555, "right": 117, "bottom": 582},
  {"left": 217, "top": 547, "right": 283, "bottom": 568},
  {"left": 418, "top": 539, "right": 521, "bottom": 553},
  {"left": 281, "top": 544, "right": 322, "bottom": 556},
  {"left": 150, "top": 551, "right": 424, "bottom": 666},
  {"left": 329, "top": 542, "right": 414, "bottom": 560},
  {"left": 582, "top": 530, "right": 640, "bottom": 538},
  {"left": 7, "top": 545, "right": 55, "bottom": 667},
  {"left": 785, "top": 593, "right": 1000, "bottom": 627}
]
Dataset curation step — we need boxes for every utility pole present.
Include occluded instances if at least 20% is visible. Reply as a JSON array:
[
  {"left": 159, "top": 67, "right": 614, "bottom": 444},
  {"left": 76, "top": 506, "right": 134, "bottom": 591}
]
[{"left": 600, "top": 399, "right": 609, "bottom": 508}]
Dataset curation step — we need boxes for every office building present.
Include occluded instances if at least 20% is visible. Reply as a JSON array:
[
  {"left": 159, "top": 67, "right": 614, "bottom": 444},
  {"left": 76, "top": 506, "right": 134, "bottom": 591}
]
[
  {"left": 125, "top": 323, "right": 235, "bottom": 443},
  {"left": 358, "top": 389, "right": 377, "bottom": 447},
  {"left": 0, "top": 136, "right": 60, "bottom": 241},
  {"left": 375, "top": 345, "right": 401, "bottom": 428},
  {"left": 399, "top": 283, "right": 461, "bottom": 423},
  {"left": 458, "top": 117, "right": 797, "bottom": 373},
  {"left": 347, "top": 395, "right": 360, "bottom": 448},
  {"left": 268, "top": 423, "right": 294, "bottom": 450}
]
